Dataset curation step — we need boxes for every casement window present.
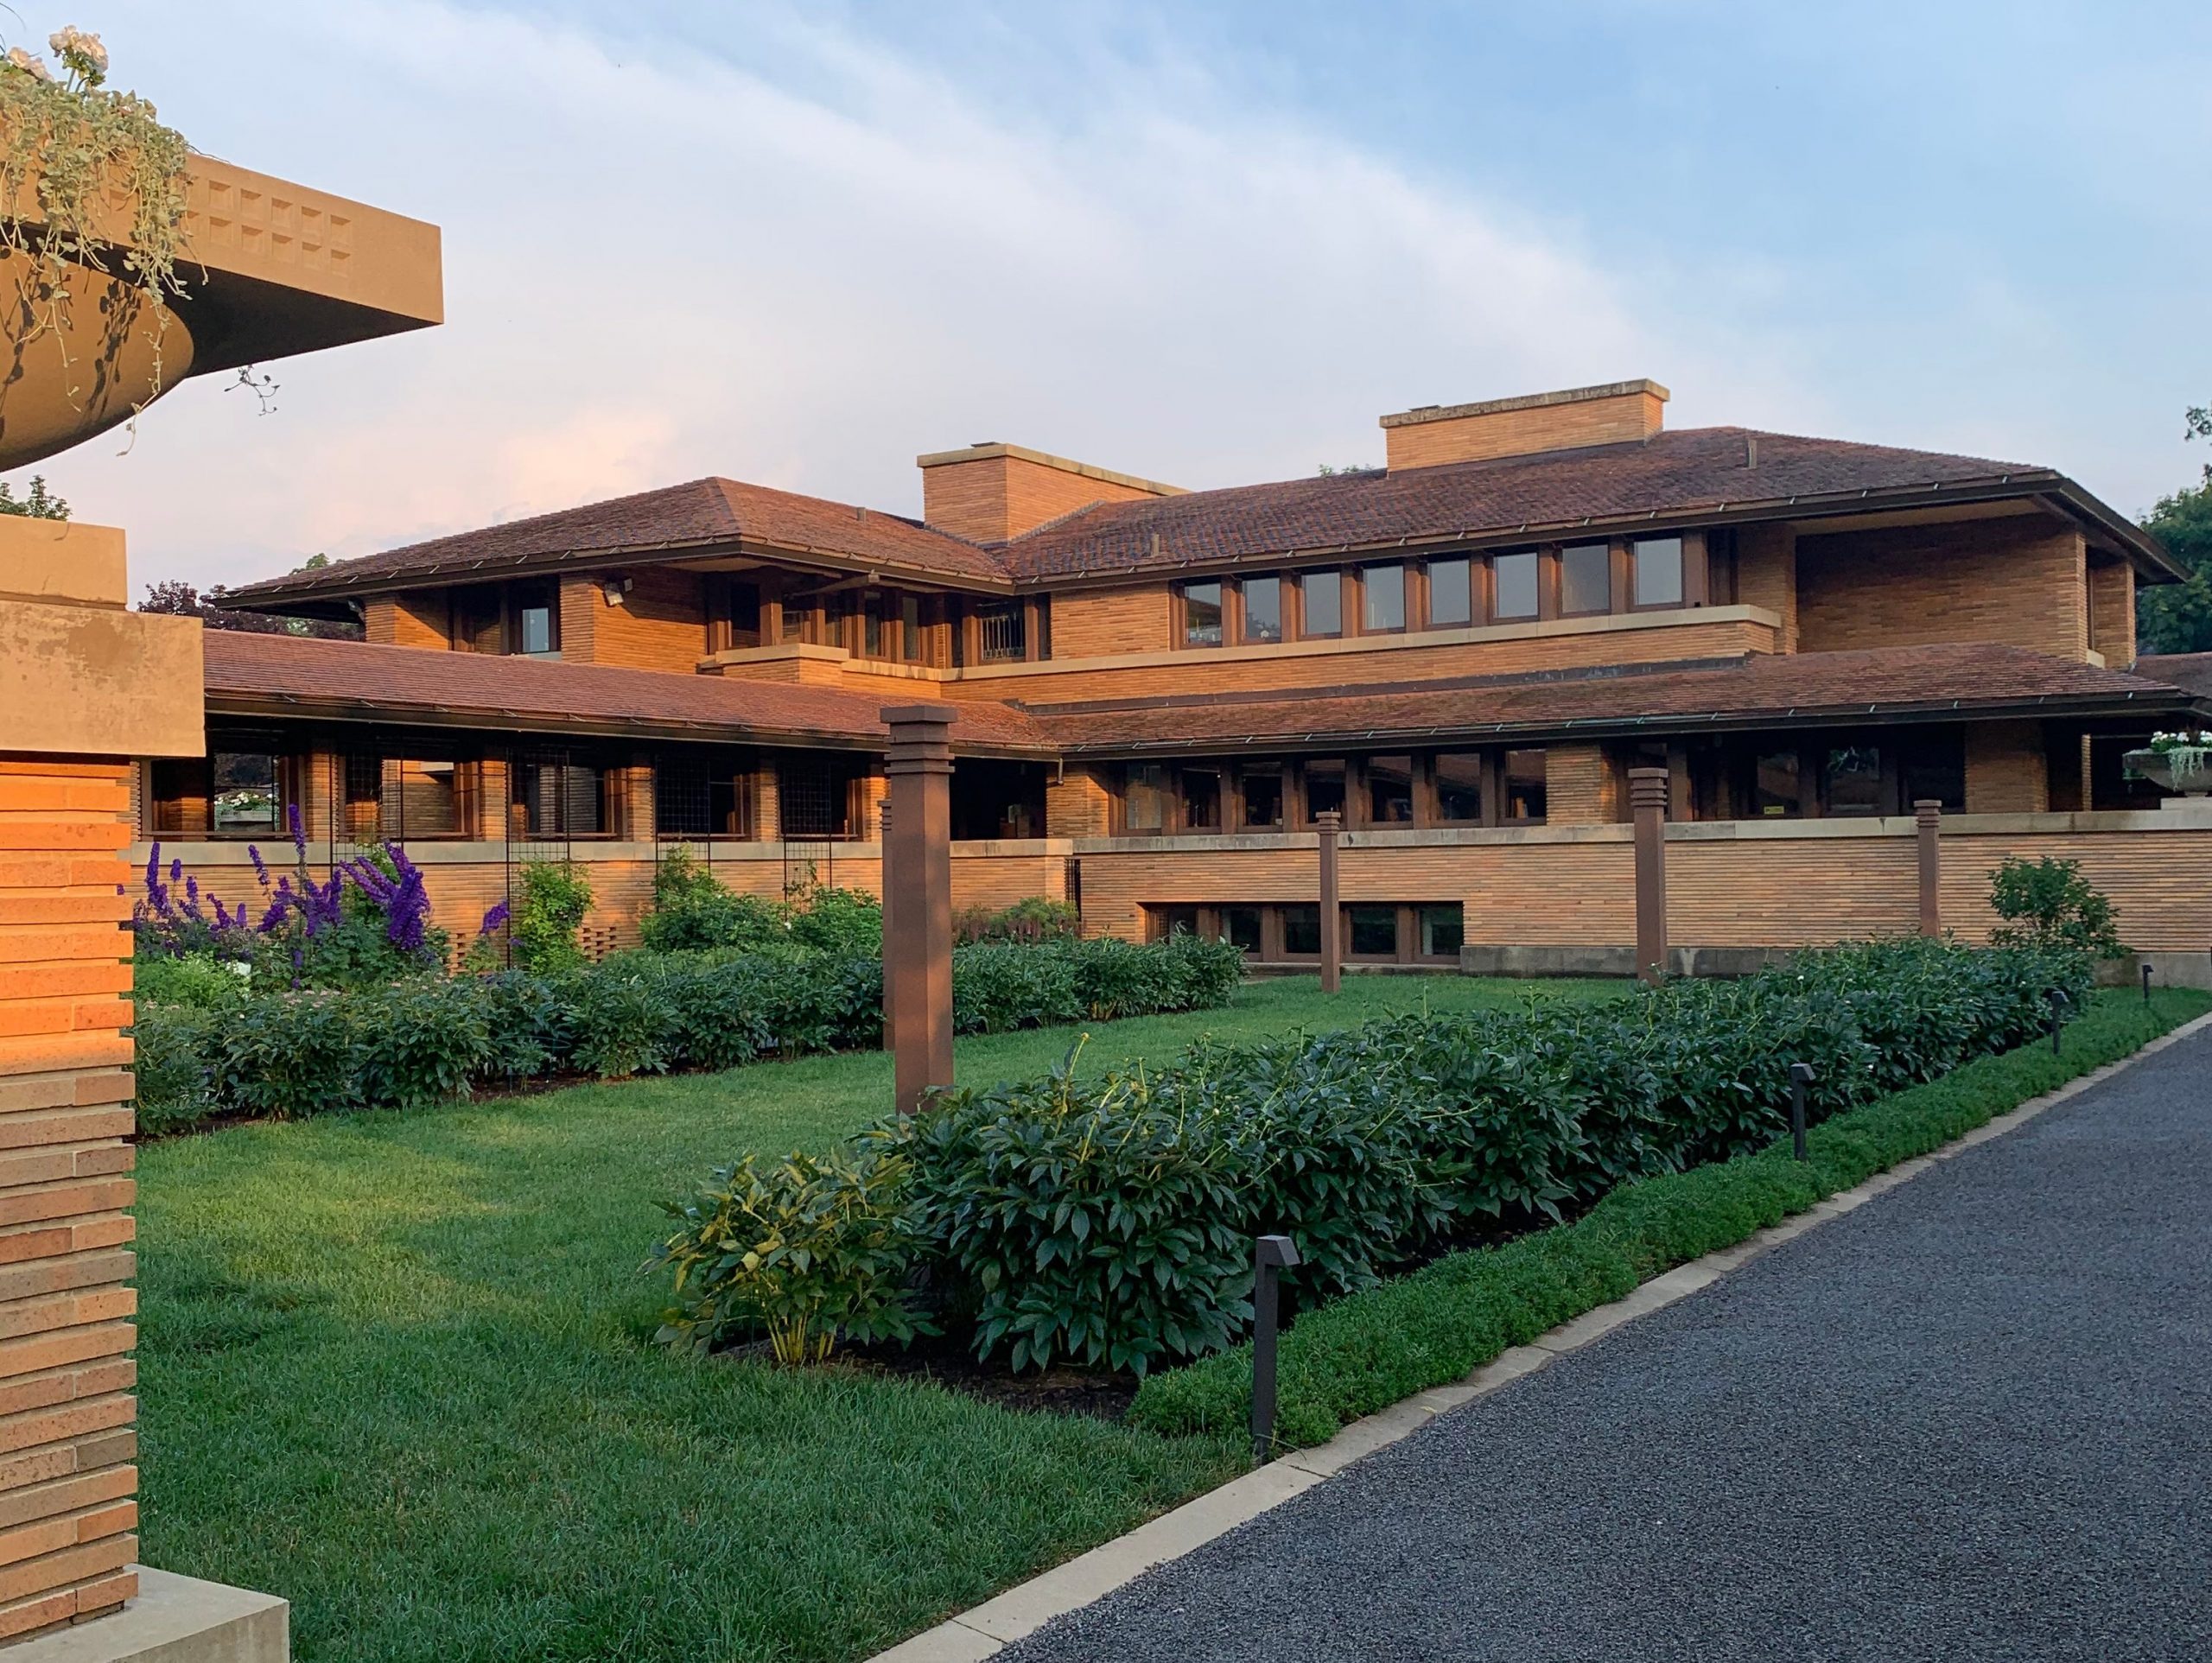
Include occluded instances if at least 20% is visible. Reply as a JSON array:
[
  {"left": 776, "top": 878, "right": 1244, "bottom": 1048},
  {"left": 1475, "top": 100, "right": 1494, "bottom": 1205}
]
[
  {"left": 1427, "top": 557, "right": 1472, "bottom": 628},
  {"left": 1239, "top": 765, "right": 1285, "bottom": 829},
  {"left": 1631, "top": 536, "right": 1686, "bottom": 609},
  {"left": 1362, "top": 563, "right": 1407, "bottom": 633},
  {"left": 1344, "top": 904, "right": 1400, "bottom": 958},
  {"left": 902, "top": 595, "right": 925, "bottom": 662},
  {"left": 514, "top": 581, "right": 560, "bottom": 657},
  {"left": 512, "top": 756, "right": 619, "bottom": 840},
  {"left": 1365, "top": 755, "right": 1415, "bottom": 825},
  {"left": 1503, "top": 748, "right": 1548, "bottom": 822},
  {"left": 715, "top": 580, "right": 765, "bottom": 651},
  {"left": 1433, "top": 752, "right": 1484, "bottom": 824},
  {"left": 1753, "top": 749, "right": 1803, "bottom": 818},
  {"left": 1242, "top": 575, "right": 1283, "bottom": 644},
  {"left": 1222, "top": 905, "right": 1264, "bottom": 955},
  {"left": 1281, "top": 904, "right": 1323, "bottom": 956},
  {"left": 656, "top": 750, "right": 760, "bottom": 841},
  {"left": 1418, "top": 903, "right": 1465, "bottom": 959},
  {"left": 1149, "top": 904, "right": 1200, "bottom": 942},
  {"left": 452, "top": 587, "right": 503, "bottom": 653},
  {"left": 1822, "top": 746, "right": 1885, "bottom": 818},
  {"left": 1300, "top": 569, "right": 1344, "bottom": 638},
  {"left": 1899, "top": 734, "right": 1966, "bottom": 814},
  {"left": 211, "top": 751, "right": 283, "bottom": 835},
  {"left": 976, "top": 599, "right": 1027, "bottom": 663},
  {"left": 1120, "top": 764, "right": 1173, "bottom": 834},
  {"left": 1560, "top": 543, "right": 1611, "bottom": 616},
  {"left": 1179, "top": 767, "right": 1224, "bottom": 831},
  {"left": 1301, "top": 759, "right": 1347, "bottom": 824},
  {"left": 1491, "top": 551, "right": 1540, "bottom": 621},
  {"left": 1179, "top": 580, "right": 1225, "bottom": 648}
]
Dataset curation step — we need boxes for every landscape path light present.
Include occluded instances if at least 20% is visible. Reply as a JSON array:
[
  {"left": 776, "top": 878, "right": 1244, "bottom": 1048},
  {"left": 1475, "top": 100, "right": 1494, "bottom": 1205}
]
[{"left": 1251, "top": 1234, "right": 1302, "bottom": 1463}]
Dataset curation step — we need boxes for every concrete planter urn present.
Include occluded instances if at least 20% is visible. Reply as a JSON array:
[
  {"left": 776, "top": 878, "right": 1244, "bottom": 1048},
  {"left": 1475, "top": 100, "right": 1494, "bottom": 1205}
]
[{"left": 2122, "top": 746, "right": 2212, "bottom": 799}]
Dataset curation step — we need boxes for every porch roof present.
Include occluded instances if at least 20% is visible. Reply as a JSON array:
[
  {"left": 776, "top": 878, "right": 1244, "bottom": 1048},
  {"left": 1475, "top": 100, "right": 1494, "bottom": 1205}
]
[
  {"left": 200, "top": 632, "right": 1052, "bottom": 758},
  {"left": 1030, "top": 643, "right": 2208, "bottom": 756}
]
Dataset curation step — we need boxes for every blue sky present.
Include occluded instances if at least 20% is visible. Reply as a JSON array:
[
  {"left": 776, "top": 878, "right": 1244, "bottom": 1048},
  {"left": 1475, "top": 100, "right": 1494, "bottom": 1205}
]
[{"left": 20, "top": 2, "right": 2212, "bottom": 588}]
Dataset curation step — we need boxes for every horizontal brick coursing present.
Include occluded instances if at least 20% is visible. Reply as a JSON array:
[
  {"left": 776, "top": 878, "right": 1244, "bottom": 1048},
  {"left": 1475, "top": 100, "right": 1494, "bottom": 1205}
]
[
  {"left": 1045, "top": 587, "right": 1175, "bottom": 662},
  {"left": 1796, "top": 517, "right": 2088, "bottom": 661},
  {"left": 0, "top": 760, "right": 137, "bottom": 1640},
  {"left": 1383, "top": 389, "right": 1664, "bottom": 471},
  {"left": 563, "top": 568, "right": 706, "bottom": 673}
]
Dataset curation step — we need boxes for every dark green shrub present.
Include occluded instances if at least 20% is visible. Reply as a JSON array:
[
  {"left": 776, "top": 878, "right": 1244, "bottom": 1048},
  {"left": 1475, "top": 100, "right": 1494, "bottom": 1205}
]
[
  {"left": 130, "top": 1003, "right": 219, "bottom": 1133},
  {"left": 512, "top": 861, "right": 594, "bottom": 973},
  {"left": 954, "top": 897, "right": 1080, "bottom": 944},
  {"left": 355, "top": 981, "right": 493, "bottom": 1110},
  {"left": 1988, "top": 855, "right": 2126, "bottom": 958},
  {"left": 134, "top": 952, "right": 250, "bottom": 1010},
  {"left": 656, "top": 1147, "right": 932, "bottom": 1362},
  {"left": 659, "top": 957, "right": 776, "bottom": 1071},
  {"left": 785, "top": 887, "right": 882, "bottom": 957},
  {"left": 951, "top": 942, "right": 1082, "bottom": 1033},
  {"left": 212, "top": 992, "right": 362, "bottom": 1119},
  {"left": 640, "top": 848, "right": 792, "bottom": 954},
  {"left": 561, "top": 969, "right": 677, "bottom": 1080},
  {"left": 472, "top": 970, "right": 566, "bottom": 1082},
  {"left": 872, "top": 1051, "right": 1250, "bottom": 1374}
]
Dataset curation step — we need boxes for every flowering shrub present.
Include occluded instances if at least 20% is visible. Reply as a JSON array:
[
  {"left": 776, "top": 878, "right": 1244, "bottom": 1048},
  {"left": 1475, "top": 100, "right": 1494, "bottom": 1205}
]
[{"left": 131, "top": 809, "right": 447, "bottom": 989}]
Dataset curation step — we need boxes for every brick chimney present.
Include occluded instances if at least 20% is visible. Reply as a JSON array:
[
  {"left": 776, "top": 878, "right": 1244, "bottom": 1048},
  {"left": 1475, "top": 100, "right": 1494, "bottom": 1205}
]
[
  {"left": 1380, "top": 379, "right": 1669, "bottom": 471},
  {"left": 918, "top": 443, "right": 1183, "bottom": 543}
]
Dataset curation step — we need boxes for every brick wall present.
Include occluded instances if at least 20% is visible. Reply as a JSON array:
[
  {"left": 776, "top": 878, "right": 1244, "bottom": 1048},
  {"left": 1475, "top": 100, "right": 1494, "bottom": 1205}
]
[
  {"left": 1545, "top": 744, "right": 1616, "bottom": 826},
  {"left": 1965, "top": 720, "right": 2048, "bottom": 815},
  {"left": 920, "top": 451, "right": 1166, "bottom": 543},
  {"left": 1734, "top": 524, "right": 1797, "bottom": 653},
  {"left": 1382, "top": 387, "right": 1664, "bottom": 471},
  {"left": 365, "top": 593, "right": 448, "bottom": 649},
  {"left": 570, "top": 568, "right": 707, "bottom": 672},
  {"left": 2088, "top": 557, "right": 2135, "bottom": 667},
  {"left": 1046, "top": 771, "right": 1112, "bottom": 837},
  {"left": 963, "top": 614, "right": 1777, "bottom": 706},
  {"left": 1796, "top": 514, "right": 2088, "bottom": 661},
  {"left": 1045, "top": 587, "right": 1174, "bottom": 660},
  {"left": 0, "top": 758, "right": 141, "bottom": 1640}
]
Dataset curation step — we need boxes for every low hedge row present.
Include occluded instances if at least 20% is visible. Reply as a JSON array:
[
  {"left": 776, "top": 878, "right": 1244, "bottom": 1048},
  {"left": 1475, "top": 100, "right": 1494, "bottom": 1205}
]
[
  {"left": 658, "top": 939, "right": 2097, "bottom": 1379},
  {"left": 131, "top": 932, "right": 1243, "bottom": 1133},
  {"left": 1127, "top": 984, "right": 2209, "bottom": 1448}
]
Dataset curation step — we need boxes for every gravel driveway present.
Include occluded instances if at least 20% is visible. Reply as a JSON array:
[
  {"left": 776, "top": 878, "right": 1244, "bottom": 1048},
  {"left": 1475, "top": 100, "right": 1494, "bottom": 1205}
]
[{"left": 1001, "top": 1025, "right": 2212, "bottom": 1663}]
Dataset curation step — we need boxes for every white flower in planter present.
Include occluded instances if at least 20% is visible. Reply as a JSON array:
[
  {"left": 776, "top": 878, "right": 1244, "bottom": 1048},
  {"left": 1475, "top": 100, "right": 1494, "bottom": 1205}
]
[
  {"left": 6, "top": 46, "right": 53, "bottom": 82},
  {"left": 47, "top": 26, "right": 106, "bottom": 84}
]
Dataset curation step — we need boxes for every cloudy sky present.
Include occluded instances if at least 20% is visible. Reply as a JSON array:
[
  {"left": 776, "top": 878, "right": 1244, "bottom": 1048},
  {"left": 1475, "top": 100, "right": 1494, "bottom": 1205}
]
[{"left": 17, "top": 2, "right": 2212, "bottom": 592}]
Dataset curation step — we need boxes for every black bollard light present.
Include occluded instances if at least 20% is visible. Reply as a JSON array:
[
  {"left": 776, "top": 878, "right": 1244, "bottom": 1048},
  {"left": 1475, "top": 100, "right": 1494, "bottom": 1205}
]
[
  {"left": 2143, "top": 962, "right": 2155, "bottom": 1006},
  {"left": 1251, "top": 1234, "right": 1301, "bottom": 1463},
  {"left": 2048, "top": 987, "right": 2070, "bottom": 1055},
  {"left": 1788, "top": 1062, "right": 1816, "bottom": 1162}
]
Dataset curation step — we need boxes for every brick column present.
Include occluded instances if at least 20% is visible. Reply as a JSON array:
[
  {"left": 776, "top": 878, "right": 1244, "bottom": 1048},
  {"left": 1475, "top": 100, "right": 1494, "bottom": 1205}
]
[
  {"left": 1915, "top": 799, "right": 1942, "bottom": 937},
  {"left": 0, "top": 518, "right": 200, "bottom": 1640},
  {"left": 1315, "top": 809, "right": 1341, "bottom": 994},
  {"left": 883, "top": 707, "right": 954, "bottom": 1115},
  {"left": 1629, "top": 767, "right": 1669, "bottom": 985}
]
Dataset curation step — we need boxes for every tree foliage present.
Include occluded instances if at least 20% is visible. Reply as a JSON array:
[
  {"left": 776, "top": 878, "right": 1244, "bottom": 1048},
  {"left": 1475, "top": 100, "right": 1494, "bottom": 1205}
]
[
  {"left": 2137, "top": 403, "right": 2212, "bottom": 656},
  {"left": 136, "top": 574, "right": 362, "bottom": 639},
  {"left": 0, "top": 474, "right": 67, "bottom": 517}
]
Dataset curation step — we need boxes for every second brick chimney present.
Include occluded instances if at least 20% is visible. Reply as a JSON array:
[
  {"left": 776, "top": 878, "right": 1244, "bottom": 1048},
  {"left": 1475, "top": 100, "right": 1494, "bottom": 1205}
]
[
  {"left": 918, "top": 443, "right": 1183, "bottom": 543},
  {"left": 1380, "top": 379, "right": 1669, "bottom": 471}
]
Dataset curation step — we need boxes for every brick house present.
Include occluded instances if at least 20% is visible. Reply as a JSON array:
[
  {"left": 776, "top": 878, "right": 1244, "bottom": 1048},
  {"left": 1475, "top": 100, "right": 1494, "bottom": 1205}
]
[{"left": 143, "top": 379, "right": 2212, "bottom": 972}]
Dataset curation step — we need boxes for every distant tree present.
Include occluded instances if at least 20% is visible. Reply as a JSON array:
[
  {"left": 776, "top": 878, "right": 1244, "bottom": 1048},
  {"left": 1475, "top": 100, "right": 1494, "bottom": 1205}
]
[
  {"left": 2137, "top": 404, "right": 2212, "bottom": 656},
  {"left": 137, "top": 576, "right": 362, "bottom": 640},
  {"left": 0, "top": 476, "right": 70, "bottom": 519},
  {"left": 1316, "top": 462, "right": 1378, "bottom": 477}
]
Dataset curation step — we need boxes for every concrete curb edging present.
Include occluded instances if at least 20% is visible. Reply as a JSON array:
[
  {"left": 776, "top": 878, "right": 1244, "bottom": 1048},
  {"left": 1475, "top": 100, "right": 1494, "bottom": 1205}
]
[{"left": 866, "top": 1011, "right": 2212, "bottom": 1663}]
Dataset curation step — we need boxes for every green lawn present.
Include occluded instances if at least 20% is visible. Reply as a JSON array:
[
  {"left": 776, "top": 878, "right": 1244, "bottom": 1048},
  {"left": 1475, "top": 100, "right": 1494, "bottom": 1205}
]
[{"left": 138, "top": 974, "right": 1611, "bottom": 1663}]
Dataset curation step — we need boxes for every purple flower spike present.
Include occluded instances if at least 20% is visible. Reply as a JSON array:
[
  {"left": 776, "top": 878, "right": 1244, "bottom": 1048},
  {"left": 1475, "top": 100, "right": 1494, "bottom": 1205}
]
[
  {"left": 479, "top": 899, "right": 511, "bottom": 936},
  {"left": 169, "top": 858, "right": 182, "bottom": 884},
  {"left": 288, "top": 802, "right": 307, "bottom": 856},
  {"left": 248, "top": 844, "right": 270, "bottom": 886}
]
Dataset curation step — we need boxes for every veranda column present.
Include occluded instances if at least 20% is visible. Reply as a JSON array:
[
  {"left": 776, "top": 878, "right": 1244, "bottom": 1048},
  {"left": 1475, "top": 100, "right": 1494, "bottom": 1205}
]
[
  {"left": 0, "top": 519, "right": 200, "bottom": 1637},
  {"left": 883, "top": 706, "right": 954, "bottom": 1114},
  {"left": 1628, "top": 766, "right": 1669, "bottom": 986},
  {"left": 1316, "top": 809, "right": 1342, "bottom": 994},
  {"left": 1915, "top": 799, "right": 1942, "bottom": 937}
]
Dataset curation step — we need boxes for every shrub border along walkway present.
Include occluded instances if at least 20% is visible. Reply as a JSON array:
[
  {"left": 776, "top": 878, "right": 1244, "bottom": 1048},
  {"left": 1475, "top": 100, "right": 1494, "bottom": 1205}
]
[{"left": 871, "top": 991, "right": 2212, "bottom": 1663}]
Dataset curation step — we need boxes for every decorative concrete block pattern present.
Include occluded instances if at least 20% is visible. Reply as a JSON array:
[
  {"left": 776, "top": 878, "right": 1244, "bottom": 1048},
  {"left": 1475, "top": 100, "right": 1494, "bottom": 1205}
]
[{"left": 0, "top": 759, "right": 141, "bottom": 1640}]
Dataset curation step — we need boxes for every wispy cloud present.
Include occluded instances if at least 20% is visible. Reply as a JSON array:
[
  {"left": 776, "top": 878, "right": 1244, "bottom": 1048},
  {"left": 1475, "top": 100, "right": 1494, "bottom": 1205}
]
[{"left": 34, "top": 2, "right": 1820, "bottom": 588}]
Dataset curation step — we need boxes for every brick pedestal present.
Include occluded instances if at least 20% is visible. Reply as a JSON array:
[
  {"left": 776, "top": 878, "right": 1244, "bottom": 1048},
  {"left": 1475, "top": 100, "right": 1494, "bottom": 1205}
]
[{"left": 0, "top": 520, "right": 200, "bottom": 1642}]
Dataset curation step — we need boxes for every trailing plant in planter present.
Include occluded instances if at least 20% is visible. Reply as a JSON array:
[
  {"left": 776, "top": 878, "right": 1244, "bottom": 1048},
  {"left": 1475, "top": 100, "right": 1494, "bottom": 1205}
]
[{"left": 0, "top": 28, "right": 191, "bottom": 428}]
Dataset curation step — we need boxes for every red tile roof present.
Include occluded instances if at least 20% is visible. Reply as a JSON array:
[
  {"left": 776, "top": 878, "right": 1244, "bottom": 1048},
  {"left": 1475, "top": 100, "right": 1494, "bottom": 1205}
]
[
  {"left": 200, "top": 632, "right": 1051, "bottom": 755},
  {"left": 223, "top": 477, "right": 1005, "bottom": 607},
  {"left": 223, "top": 426, "right": 2155, "bottom": 613},
  {"left": 1029, "top": 644, "right": 2201, "bottom": 753},
  {"left": 2136, "top": 653, "right": 2212, "bottom": 701},
  {"left": 997, "top": 428, "right": 2055, "bottom": 579}
]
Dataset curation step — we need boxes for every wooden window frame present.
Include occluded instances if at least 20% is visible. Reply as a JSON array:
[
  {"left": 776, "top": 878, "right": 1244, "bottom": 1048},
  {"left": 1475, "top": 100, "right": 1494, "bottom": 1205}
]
[
  {"left": 1239, "top": 573, "right": 1285, "bottom": 645},
  {"left": 1424, "top": 555, "right": 1475, "bottom": 631},
  {"left": 1557, "top": 541, "right": 1614, "bottom": 619},
  {"left": 1359, "top": 562, "right": 1409, "bottom": 636},
  {"left": 1175, "top": 578, "right": 1229, "bottom": 651}
]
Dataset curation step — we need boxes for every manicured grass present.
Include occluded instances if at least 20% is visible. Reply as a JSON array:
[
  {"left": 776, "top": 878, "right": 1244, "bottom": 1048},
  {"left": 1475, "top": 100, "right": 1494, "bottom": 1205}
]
[{"left": 137, "top": 974, "right": 1610, "bottom": 1663}]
